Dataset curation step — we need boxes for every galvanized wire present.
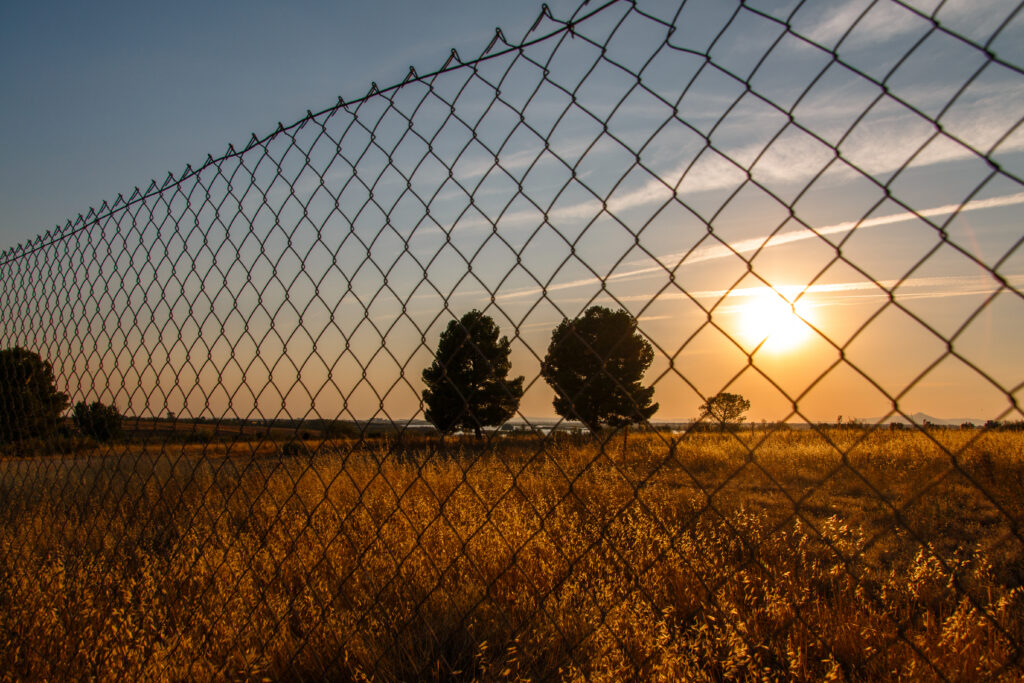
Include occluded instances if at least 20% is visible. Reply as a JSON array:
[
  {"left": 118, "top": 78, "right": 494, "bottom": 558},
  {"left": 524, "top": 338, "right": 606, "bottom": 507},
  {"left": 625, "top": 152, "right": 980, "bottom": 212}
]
[{"left": 1, "top": 0, "right": 1023, "bottom": 679}]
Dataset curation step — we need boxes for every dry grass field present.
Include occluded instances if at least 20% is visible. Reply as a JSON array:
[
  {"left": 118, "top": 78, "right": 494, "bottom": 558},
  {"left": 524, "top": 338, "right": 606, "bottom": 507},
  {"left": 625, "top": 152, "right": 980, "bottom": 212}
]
[{"left": 1, "top": 428, "right": 1022, "bottom": 681}]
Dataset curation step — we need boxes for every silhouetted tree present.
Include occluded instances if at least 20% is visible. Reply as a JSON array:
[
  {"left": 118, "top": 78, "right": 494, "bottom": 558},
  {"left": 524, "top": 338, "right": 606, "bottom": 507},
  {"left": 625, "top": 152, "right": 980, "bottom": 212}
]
[
  {"left": 541, "top": 306, "right": 658, "bottom": 432},
  {"left": 73, "top": 401, "right": 122, "bottom": 441},
  {"left": 699, "top": 392, "right": 750, "bottom": 429},
  {"left": 422, "top": 310, "right": 524, "bottom": 438},
  {"left": 0, "top": 347, "right": 69, "bottom": 442}
]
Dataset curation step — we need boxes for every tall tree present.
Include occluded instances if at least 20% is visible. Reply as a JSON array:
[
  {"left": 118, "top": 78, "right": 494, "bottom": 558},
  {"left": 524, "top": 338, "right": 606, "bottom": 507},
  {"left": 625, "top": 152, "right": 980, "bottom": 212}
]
[
  {"left": 422, "top": 310, "right": 524, "bottom": 438},
  {"left": 541, "top": 306, "right": 658, "bottom": 432},
  {"left": 0, "top": 347, "right": 69, "bottom": 442}
]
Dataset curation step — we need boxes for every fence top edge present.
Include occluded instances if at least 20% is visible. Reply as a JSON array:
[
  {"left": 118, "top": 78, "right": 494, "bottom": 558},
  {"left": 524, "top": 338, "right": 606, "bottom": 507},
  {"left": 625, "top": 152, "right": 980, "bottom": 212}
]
[{"left": 0, "top": 0, "right": 623, "bottom": 267}]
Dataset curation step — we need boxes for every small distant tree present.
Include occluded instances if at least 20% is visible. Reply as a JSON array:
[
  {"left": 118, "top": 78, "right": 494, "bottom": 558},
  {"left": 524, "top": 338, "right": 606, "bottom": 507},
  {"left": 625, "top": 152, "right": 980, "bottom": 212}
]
[
  {"left": 422, "top": 310, "right": 524, "bottom": 438},
  {"left": 699, "top": 392, "right": 750, "bottom": 430},
  {"left": 73, "top": 401, "right": 122, "bottom": 441},
  {"left": 0, "top": 347, "right": 69, "bottom": 442},
  {"left": 541, "top": 306, "right": 658, "bottom": 432}
]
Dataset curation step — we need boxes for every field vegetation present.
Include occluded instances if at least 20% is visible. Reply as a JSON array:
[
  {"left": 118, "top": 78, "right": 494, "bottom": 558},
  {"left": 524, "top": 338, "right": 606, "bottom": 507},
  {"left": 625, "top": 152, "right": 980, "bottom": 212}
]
[{"left": 1, "top": 428, "right": 1022, "bottom": 680}]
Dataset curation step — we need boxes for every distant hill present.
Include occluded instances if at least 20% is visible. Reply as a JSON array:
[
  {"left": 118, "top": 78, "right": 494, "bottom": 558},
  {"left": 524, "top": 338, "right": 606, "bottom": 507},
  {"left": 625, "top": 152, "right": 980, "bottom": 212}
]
[{"left": 870, "top": 412, "right": 984, "bottom": 426}]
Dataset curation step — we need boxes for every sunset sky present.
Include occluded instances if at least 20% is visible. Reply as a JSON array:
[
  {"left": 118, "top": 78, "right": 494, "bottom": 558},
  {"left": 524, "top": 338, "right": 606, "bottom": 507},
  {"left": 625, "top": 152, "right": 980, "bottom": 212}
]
[{"left": 1, "top": 0, "right": 1022, "bottom": 426}]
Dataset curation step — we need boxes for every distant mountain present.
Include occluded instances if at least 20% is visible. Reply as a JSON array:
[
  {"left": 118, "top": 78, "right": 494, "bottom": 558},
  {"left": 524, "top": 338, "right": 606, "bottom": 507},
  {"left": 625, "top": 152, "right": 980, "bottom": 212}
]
[{"left": 871, "top": 412, "right": 984, "bottom": 426}]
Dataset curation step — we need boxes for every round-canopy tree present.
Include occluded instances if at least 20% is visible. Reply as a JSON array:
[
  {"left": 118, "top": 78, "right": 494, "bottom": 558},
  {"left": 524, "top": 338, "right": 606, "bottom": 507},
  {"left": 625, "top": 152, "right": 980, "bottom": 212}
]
[
  {"left": 699, "top": 392, "right": 751, "bottom": 429},
  {"left": 422, "top": 310, "right": 524, "bottom": 438},
  {"left": 0, "top": 347, "right": 69, "bottom": 442},
  {"left": 541, "top": 306, "right": 658, "bottom": 432}
]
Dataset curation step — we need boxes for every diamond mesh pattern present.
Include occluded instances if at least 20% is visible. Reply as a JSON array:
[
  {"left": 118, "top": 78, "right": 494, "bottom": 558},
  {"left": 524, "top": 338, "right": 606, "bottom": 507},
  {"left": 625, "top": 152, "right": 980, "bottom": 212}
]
[{"left": 1, "top": 0, "right": 1023, "bottom": 679}]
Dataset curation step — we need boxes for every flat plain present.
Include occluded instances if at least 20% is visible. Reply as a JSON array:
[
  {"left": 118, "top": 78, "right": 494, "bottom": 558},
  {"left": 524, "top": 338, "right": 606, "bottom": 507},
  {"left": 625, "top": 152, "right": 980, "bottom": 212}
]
[{"left": 1, "top": 427, "right": 1022, "bottom": 681}]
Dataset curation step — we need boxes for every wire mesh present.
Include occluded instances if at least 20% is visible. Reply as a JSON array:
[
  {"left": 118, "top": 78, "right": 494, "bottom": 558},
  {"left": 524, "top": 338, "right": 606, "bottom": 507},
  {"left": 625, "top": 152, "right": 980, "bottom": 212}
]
[{"left": 1, "top": 0, "right": 1023, "bottom": 679}]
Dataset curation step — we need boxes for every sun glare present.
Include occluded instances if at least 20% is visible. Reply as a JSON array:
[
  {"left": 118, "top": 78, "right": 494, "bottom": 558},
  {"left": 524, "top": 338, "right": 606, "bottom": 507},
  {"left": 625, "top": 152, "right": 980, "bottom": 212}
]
[{"left": 740, "top": 288, "right": 814, "bottom": 353}]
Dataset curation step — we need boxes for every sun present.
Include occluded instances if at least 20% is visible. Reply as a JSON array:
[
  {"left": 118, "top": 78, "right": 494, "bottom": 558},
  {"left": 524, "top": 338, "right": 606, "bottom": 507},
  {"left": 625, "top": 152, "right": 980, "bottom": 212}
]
[{"left": 740, "top": 288, "right": 814, "bottom": 353}]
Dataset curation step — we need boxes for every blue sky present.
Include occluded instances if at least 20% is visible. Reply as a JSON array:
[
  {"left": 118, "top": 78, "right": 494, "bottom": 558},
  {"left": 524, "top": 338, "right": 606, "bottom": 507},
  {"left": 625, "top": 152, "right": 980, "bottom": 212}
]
[
  {"left": 0, "top": 0, "right": 581, "bottom": 248},
  {"left": 1, "top": 0, "right": 1022, "bottom": 424}
]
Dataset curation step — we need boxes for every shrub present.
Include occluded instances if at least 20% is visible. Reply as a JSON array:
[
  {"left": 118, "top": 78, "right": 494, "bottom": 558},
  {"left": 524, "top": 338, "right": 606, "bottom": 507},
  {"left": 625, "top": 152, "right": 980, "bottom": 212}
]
[
  {"left": 280, "top": 440, "right": 313, "bottom": 458},
  {"left": 0, "top": 347, "right": 69, "bottom": 442},
  {"left": 72, "top": 401, "right": 122, "bottom": 441}
]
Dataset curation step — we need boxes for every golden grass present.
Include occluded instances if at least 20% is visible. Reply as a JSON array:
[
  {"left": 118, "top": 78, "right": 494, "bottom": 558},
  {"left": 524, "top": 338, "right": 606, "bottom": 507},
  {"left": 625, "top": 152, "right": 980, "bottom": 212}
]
[{"left": 1, "top": 428, "right": 1022, "bottom": 681}]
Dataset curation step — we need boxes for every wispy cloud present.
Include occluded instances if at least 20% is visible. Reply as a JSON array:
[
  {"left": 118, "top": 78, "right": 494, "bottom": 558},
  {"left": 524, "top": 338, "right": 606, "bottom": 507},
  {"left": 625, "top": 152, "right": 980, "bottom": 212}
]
[
  {"left": 657, "top": 191, "right": 1024, "bottom": 266},
  {"left": 400, "top": 190, "right": 1024, "bottom": 315},
  {"left": 381, "top": 253, "right": 1023, "bottom": 334},
  {"left": 415, "top": 84, "right": 1024, "bottom": 238},
  {"left": 688, "top": 273, "right": 1024, "bottom": 305},
  {"left": 295, "top": 36, "right": 1022, "bottom": 242},
  {"left": 797, "top": 0, "right": 919, "bottom": 48},
  {"left": 547, "top": 273, "right": 1024, "bottom": 315},
  {"left": 797, "top": 0, "right": 1017, "bottom": 49},
  {"left": 488, "top": 191, "right": 1024, "bottom": 302},
  {"left": 439, "top": 135, "right": 619, "bottom": 189}
]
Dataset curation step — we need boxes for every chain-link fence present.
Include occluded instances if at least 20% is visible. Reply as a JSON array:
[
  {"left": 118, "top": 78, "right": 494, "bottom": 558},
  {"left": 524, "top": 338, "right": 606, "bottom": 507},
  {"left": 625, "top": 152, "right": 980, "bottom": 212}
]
[{"left": 2, "top": 0, "right": 1023, "bottom": 679}]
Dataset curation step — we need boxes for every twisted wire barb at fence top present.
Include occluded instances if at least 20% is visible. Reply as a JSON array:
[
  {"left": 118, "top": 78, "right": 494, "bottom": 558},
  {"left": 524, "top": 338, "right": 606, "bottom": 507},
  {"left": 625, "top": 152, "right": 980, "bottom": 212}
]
[
  {"left": 0, "top": 0, "right": 614, "bottom": 268},
  {"left": 1, "top": 0, "right": 1024, "bottom": 679}
]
